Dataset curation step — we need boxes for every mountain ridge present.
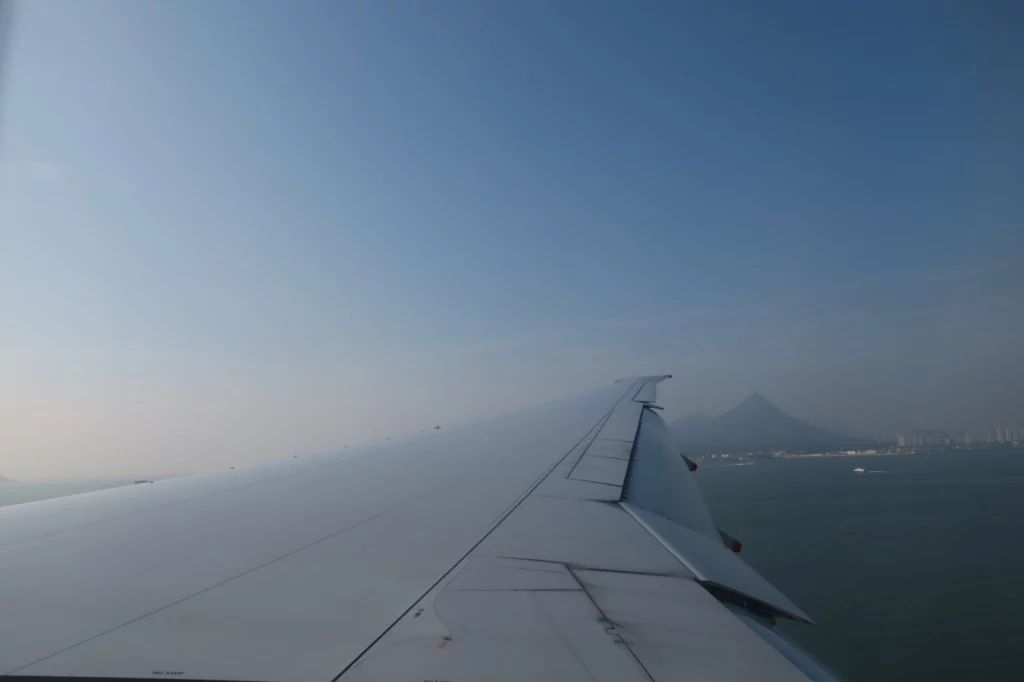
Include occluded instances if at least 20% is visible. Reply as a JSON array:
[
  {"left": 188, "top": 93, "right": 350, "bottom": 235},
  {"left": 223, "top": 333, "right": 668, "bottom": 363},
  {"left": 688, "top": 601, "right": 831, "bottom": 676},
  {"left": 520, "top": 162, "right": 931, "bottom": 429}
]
[{"left": 669, "top": 394, "right": 870, "bottom": 454}]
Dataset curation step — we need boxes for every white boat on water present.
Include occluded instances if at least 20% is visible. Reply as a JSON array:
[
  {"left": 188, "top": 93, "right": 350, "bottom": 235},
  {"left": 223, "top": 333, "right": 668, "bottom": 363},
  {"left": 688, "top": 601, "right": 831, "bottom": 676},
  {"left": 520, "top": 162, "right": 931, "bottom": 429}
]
[{"left": 854, "top": 467, "right": 865, "bottom": 473}]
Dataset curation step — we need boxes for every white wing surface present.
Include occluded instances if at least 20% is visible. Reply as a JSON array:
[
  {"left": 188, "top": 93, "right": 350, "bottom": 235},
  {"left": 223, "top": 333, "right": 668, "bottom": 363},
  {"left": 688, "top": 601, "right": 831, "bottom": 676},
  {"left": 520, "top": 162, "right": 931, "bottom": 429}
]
[{"left": 0, "top": 377, "right": 836, "bottom": 681}]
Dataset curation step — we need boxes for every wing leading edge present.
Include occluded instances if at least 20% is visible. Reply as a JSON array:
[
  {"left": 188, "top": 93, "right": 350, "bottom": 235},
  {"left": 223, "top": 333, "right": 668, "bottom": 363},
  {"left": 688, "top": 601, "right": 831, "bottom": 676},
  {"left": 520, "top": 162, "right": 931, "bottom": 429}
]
[{"left": 0, "top": 377, "right": 837, "bottom": 681}]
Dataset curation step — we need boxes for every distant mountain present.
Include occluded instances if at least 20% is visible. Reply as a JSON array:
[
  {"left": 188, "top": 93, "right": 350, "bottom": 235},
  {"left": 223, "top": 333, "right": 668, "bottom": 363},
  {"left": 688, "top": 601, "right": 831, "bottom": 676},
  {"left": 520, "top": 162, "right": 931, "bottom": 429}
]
[
  {"left": 0, "top": 476, "right": 14, "bottom": 484},
  {"left": 669, "top": 393, "right": 870, "bottom": 454}
]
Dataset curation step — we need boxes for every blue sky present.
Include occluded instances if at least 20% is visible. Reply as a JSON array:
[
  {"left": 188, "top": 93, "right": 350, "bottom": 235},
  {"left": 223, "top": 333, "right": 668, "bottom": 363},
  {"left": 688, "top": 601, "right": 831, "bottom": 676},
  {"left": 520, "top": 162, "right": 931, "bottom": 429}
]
[{"left": 2, "top": 1, "right": 1022, "bottom": 476}]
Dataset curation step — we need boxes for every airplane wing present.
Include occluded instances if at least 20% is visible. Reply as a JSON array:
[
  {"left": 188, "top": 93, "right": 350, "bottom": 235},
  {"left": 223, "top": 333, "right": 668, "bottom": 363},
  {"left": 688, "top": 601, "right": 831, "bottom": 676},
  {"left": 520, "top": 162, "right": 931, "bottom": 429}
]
[{"left": 0, "top": 377, "right": 837, "bottom": 681}]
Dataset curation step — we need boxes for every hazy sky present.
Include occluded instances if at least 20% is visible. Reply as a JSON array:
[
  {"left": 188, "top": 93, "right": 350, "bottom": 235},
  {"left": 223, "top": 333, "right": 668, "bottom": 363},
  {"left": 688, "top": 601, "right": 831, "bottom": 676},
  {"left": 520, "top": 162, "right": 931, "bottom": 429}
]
[{"left": 2, "top": 1, "right": 1022, "bottom": 477}]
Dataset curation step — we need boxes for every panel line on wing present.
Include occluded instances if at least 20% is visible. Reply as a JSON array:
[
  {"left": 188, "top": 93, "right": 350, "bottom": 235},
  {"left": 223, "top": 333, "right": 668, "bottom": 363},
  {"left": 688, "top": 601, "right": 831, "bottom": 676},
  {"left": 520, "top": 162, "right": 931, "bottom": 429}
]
[
  {"left": 563, "top": 567, "right": 656, "bottom": 682},
  {"left": 329, "top": 381, "right": 641, "bottom": 682},
  {"left": 4, "top": 476, "right": 461, "bottom": 675},
  {"left": 566, "top": 397, "right": 644, "bottom": 492},
  {"left": 4, "top": 394, "right": 635, "bottom": 677}
]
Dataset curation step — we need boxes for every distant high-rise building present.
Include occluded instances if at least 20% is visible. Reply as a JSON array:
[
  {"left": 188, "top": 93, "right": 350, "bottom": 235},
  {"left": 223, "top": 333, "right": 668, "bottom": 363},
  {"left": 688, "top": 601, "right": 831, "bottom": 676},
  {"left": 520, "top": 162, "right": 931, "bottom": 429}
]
[
  {"left": 896, "top": 434, "right": 906, "bottom": 447},
  {"left": 911, "top": 429, "right": 947, "bottom": 446},
  {"left": 996, "top": 428, "right": 1005, "bottom": 443},
  {"left": 965, "top": 431, "right": 971, "bottom": 446}
]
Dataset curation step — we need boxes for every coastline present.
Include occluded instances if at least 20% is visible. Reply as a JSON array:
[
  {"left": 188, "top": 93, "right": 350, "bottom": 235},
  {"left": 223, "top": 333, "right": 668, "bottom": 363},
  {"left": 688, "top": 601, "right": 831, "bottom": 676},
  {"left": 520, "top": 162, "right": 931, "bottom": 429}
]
[{"left": 699, "top": 443, "right": 1022, "bottom": 461}]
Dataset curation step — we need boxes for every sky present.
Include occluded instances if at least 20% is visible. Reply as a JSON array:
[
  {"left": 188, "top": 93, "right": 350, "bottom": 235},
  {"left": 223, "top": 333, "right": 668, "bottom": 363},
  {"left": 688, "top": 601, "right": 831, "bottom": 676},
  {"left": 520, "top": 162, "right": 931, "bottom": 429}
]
[{"left": 1, "top": 1, "right": 1022, "bottom": 477}]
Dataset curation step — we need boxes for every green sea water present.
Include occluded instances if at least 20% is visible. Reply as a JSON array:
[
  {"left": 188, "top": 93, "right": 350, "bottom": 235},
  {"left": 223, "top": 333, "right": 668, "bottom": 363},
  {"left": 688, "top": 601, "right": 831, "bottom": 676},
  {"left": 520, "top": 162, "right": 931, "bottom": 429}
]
[
  {"left": 697, "top": 448, "right": 1024, "bottom": 682},
  {"left": 3, "top": 450, "right": 1021, "bottom": 680}
]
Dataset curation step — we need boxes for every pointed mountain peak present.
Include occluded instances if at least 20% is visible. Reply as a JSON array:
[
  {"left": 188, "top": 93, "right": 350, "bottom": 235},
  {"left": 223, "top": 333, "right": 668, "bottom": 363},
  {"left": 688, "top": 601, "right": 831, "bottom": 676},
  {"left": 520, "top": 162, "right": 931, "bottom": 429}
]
[
  {"left": 670, "top": 391, "right": 867, "bottom": 454},
  {"left": 731, "top": 392, "right": 785, "bottom": 416}
]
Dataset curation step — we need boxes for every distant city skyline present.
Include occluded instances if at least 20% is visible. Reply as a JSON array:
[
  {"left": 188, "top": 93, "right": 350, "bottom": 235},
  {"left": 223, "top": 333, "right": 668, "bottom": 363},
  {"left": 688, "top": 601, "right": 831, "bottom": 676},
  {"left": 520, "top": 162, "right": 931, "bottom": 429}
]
[
  {"left": 673, "top": 391, "right": 1024, "bottom": 444},
  {"left": 894, "top": 425, "right": 1024, "bottom": 447}
]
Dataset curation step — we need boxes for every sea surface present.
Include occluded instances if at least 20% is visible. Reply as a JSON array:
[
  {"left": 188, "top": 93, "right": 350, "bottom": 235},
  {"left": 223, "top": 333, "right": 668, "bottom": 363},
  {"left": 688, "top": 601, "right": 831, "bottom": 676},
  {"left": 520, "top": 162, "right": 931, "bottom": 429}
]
[
  {"left": 2, "top": 449, "right": 1022, "bottom": 681},
  {"left": 697, "top": 448, "right": 1024, "bottom": 682}
]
